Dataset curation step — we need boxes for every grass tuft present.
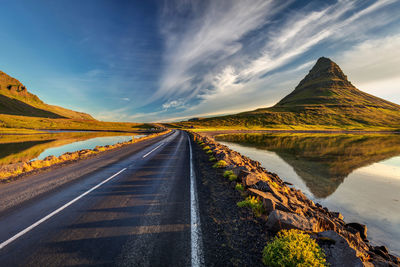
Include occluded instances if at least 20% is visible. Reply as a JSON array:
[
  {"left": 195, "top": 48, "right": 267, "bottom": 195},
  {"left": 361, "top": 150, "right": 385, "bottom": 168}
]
[
  {"left": 235, "top": 183, "right": 244, "bottom": 191},
  {"left": 237, "top": 196, "right": 264, "bottom": 217},
  {"left": 223, "top": 170, "right": 234, "bottom": 178},
  {"left": 213, "top": 160, "right": 228, "bottom": 168},
  {"left": 228, "top": 174, "right": 238, "bottom": 181},
  {"left": 262, "top": 229, "right": 327, "bottom": 266}
]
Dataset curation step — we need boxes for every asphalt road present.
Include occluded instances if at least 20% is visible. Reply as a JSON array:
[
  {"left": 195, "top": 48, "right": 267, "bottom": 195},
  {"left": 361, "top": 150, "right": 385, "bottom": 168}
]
[{"left": 0, "top": 130, "right": 202, "bottom": 266}]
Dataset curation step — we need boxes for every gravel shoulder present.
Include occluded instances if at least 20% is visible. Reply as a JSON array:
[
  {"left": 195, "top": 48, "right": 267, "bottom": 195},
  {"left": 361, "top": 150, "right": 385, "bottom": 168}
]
[{"left": 192, "top": 138, "right": 269, "bottom": 266}]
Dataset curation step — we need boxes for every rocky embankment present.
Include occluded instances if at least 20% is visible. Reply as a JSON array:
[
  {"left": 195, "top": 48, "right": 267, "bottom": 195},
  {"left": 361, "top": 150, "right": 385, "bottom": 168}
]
[
  {"left": 189, "top": 131, "right": 400, "bottom": 266},
  {"left": 0, "top": 130, "right": 170, "bottom": 182}
]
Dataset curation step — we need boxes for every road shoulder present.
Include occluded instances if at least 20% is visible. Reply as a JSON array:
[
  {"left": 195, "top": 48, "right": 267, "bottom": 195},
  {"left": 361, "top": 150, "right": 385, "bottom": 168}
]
[{"left": 191, "top": 137, "right": 269, "bottom": 266}]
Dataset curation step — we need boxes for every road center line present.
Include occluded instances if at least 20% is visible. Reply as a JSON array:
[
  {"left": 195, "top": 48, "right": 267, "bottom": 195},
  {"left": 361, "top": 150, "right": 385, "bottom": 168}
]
[
  {"left": 0, "top": 168, "right": 127, "bottom": 250},
  {"left": 187, "top": 134, "right": 204, "bottom": 267},
  {"left": 142, "top": 143, "right": 164, "bottom": 158}
]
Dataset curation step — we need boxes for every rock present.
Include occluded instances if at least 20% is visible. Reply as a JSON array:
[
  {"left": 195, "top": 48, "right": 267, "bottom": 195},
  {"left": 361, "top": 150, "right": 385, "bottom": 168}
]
[
  {"left": 266, "top": 210, "right": 318, "bottom": 232},
  {"left": 317, "top": 231, "right": 364, "bottom": 267},
  {"left": 332, "top": 212, "right": 344, "bottom": 220},
  {"left": 315, "top": 214, "right": 337, "bottom": 231},
  {"left": 346, "top": 223, "right": 367, "bottom": 240},
  {"left": 238, "top": 170, "right": 261, "bottom": 187},
  {"left": 372, "top": 246, "right": 391, "bottom": 261},
  {"left": 263, "top": 197, "right": 276, "bottom": 213},
  {"left": 248, "top": 188, "right": 291, "bottom": 213},
  {"left": 251, "top": 180, "right": 270, "bottom": 191}
]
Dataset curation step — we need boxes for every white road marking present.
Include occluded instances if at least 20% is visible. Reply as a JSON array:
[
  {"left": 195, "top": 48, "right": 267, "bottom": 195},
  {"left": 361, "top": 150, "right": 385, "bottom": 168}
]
[
  {"left": 187, "top": 134, "right": 204, "bottom": 267},
  {"left": 0, "top": 168, "right": 127, "bottom": 250},
  {"left": 142, "top": 143, "right": 164, "bottom": 158}
]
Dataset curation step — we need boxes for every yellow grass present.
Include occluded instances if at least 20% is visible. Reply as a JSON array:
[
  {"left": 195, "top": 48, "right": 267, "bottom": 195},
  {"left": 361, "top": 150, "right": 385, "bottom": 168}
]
[{"left": 0, "top": 130, "right": 170, "bottom": 181}]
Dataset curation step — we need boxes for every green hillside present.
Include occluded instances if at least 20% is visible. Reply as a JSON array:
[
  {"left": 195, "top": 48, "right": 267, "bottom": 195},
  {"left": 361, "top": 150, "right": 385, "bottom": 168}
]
[
  {"left": 0, "top": 70, "right": 94, "bottom": 120},
  {"left": 0, "top": 70, "right": 152, "bottom": 132},
  {"left": 180, "top": 57, "right": 400, "bottom": 130}
]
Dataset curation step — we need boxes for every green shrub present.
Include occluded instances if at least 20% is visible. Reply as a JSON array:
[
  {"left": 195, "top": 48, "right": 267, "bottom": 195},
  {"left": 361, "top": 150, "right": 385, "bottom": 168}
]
[
  {"left": 235, "top": 183, "right": 244, "bottom": 191},
  {"left": 228, "top": 174, "right": 238, "bottom": 181},
  {"left": 203, "top": 146, "right": 211, "bottom": 150},
  {"left": 237, "top": 196, "right": 264, "bottom": 216},
  {"left": 209, "top": 156, "right": 216, "bottom": 162},
  {"left": 213, "top": 160, "right": 228, "bottom": 168},
  {"left": 262, "top": 229, "right": 327, "bottom": 267},
  {"left": 206, "top": 150, "right": 213, "bottom": 154},
  {"left": 223, "top": 170, "right": 234, "bottom": 178}
]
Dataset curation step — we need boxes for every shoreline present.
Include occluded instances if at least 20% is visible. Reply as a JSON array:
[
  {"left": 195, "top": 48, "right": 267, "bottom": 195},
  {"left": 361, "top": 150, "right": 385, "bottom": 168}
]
[
  {"left": 0, "top": 128, "right": 161, "bottom": 135},
  {"left": 192, "top": 129, "right": 400, "bottom": 138},
  {"left": 0, "top": 130, "right": 170, "bottom": 183},
  {"left": 189, "top": 130, "right": 400, "bottom": 265}
]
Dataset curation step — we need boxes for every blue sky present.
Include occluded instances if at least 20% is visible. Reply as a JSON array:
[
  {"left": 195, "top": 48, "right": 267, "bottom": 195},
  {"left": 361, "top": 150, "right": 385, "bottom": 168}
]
[{"left": 1, "top": 0, "right": 400, "bottom": 122}]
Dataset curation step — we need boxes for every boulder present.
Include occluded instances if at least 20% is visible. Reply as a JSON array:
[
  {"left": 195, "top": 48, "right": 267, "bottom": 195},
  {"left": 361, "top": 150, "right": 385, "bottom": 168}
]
[
  {"left": 248, "top": 188, "right": 291, "bottom": 213},
  {"left": 266, "top": 210, "right": 318, "bottom": 232},
  {"left": 332, "top": 211, "right": 344, "bottom": 221},
  {"left": 317, "top": 231, "right": 364, "bottom": 267},
  {"left": 251, "top": 180, "right": 288, "bottom": 205},
  {"left": 346, "top": 223, "right": 367, "bottom": 240},
  {"left": 238, "top": 170, "right": 261, "bottom": 187},
  {"left": 315, "top": 214, "right": 337, "bottom": 232}
]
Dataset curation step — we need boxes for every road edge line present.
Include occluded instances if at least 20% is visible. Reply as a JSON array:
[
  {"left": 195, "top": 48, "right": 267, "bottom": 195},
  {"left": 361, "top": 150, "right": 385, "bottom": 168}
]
[{"left": 187, "top": 134, "right": 204, "bottom": 267}]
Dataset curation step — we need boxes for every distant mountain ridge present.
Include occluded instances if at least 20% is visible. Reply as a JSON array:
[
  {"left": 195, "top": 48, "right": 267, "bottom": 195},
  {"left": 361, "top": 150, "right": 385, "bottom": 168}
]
[
  {"left": 0, "top": 70, "right": 94, "bottom": 120},
  {"left": 184, "top": 57, "right": 400, "bottom": 130}
]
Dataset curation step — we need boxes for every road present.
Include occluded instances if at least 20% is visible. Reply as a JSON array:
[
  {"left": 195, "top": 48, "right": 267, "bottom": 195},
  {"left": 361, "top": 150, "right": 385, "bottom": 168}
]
[{"left": 0, "top": 130, "right": 203, "bottom": 266}]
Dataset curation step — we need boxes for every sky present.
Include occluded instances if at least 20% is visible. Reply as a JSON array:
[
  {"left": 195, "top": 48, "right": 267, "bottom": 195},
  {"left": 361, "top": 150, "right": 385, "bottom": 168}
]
[{"left": 0, "top": 0, "right": 399, "bottom": 122}]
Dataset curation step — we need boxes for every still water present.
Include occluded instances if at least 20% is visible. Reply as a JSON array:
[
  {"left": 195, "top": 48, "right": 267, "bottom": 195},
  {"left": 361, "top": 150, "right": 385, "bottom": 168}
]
[
  {"left": 0, "top": 132, "right": 146, "bottom": 165},
  {"left": 215, "top": 133, "right": 400, "bottom": 256}
]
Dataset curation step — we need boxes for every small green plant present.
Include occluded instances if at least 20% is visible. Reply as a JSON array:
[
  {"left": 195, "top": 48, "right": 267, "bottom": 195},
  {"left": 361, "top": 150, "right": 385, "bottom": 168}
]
[
  {"left": 228, "top": 174, "right": 238, "bottom": 181},
  {"left": 223, "top": 170, "right": 234, "bottom": 178},
  {"left": 213, "top": 160, "right": 228, "bottom": 168},
  {"left": 237, "top": 196, "right": 264, "bottom": 216},
  {"left": 209, "top": 156, "right": 216, "bottom": 161},
  {"left": 205, "top": 149, "right": 213, "bottom": 154},
  {"left": 202, "top": 146, "right": 211, "bottom": 150},
  {"left": 235, "top": 183, "right": 244, "bottom": 191},
  {"left": 262, "top": 229, "right": 327, "bottom": 266}
]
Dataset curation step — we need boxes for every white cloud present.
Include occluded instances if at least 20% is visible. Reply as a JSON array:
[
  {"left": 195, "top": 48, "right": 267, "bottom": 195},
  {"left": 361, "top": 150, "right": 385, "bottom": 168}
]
[
  {"left": 155, "top": 0, "right": 285, "bottom": 99},
  {"left": 150, "top": 0, "right": 400, "bottom": 122},
  {"left": 162, "top": 98, "right": 185, "bottom": 109},
  {"left": 337, "top": 34, "right": 400, "bottom": 104}
]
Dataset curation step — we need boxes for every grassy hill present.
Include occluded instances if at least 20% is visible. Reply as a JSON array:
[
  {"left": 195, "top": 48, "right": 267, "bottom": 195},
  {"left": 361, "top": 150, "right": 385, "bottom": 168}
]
[
  {"left": 0, "top": 70, "right": 151, "bottom": 132},
  {"left": 179, "top": 57, "right": 400, "bottom": 131},
  {"left": 0, "top": 70, "right": 93, "bottom": 120}
]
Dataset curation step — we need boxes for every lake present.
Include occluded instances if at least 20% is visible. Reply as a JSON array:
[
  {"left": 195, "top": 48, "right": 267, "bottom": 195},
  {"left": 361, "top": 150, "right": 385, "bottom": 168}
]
[
  {"left": 0, "top": 131, "right": 146, "bottom": 166},
  {"left": 215, "top": 133, "right": 400, "bottom": 256}
]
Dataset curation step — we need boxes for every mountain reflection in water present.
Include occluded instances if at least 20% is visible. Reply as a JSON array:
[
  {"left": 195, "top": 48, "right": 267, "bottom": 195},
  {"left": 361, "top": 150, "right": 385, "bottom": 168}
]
[{"left": 215, "top": 133, "right": 400, "bottom": 198}]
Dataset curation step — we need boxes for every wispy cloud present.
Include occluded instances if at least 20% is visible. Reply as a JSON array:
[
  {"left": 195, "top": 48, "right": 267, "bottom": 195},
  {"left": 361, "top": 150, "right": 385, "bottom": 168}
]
[{"left": 150, "top": 0, "right": 400, "bottom": 122}]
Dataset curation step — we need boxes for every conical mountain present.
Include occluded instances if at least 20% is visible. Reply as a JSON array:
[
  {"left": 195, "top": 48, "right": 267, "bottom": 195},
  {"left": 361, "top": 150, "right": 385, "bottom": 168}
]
[
  {"left": 0, "top": 70, "right": 94, "bottom": 120},
  {"left": 184, "top": 57, "right": 400, "bottom": 130},
  {"left": 275, "top": 57, "right": 400, "bottom": 110}
]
